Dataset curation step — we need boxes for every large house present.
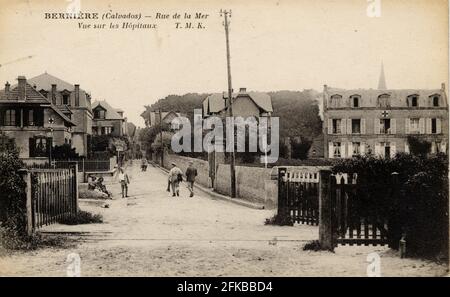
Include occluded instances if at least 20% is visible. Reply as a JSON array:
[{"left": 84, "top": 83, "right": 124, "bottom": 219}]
[
  {"left": 203, "top": 88, "right": 273, "bottom": 118},
  {"left": 0, "top": 76, "right": 76, "bottom": 159},
  {"left": 26, "top": 73, "right": 93, "bottom": 156},
  {"left": 92, "top": 100, "right": 128, "bottom": 137},
  {"left": 144, "top": 110, "right": 182, "bottom": 128},
  {"left": 323, "top": 83, "right": 448, "bottom": 159}
]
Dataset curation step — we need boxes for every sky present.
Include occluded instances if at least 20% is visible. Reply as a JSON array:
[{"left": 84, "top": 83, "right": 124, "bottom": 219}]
[{"left": 0, "top": 0, "right": 448, "bottom": 127}]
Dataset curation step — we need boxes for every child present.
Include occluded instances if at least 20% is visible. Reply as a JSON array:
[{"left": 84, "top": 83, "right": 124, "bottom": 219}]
[{"left": 117, "top": 166, "right": 130, "bottom": 198}]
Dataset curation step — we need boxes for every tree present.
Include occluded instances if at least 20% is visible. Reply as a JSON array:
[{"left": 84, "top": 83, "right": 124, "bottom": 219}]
[
  {"left": 407, "top": 136, "right": 431, "bottom": 157},
  {"left": 52, "top": 144, "right": 79, "bottom": 160}
]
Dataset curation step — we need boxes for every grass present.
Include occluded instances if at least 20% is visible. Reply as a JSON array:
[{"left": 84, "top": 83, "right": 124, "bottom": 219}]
[
  {"left": 57, "top": 210, "right": 103, "bottom": 225},
  {"left": 303, "top": 240, "right": 322, "bottom": 251}
]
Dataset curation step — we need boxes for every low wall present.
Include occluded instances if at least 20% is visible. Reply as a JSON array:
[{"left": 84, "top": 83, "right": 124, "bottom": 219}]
[
  {"left": 215, "top": 165, "right": 274, "bottom": 206},
  {"left": 163, "top": 153, "right": 210, "bottom": 187},
  {"left": 160, "top": 153, "right": 330, "bottom": 209}
]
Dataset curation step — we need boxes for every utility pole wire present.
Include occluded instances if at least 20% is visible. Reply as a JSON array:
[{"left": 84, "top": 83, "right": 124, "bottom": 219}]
[{"left": 0, "top": 55, "right": 34, "bottom": 67}]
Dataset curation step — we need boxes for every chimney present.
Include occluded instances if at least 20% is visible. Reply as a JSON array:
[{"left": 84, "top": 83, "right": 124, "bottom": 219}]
[
  {"left": 323, "top": 84, "right": 328, "bottom": 92},
  {"left": 4, "top": 81, "right": 10, "bottom": 98},
  {"left": 239, "top": 87, "right": 247, "bottom": 93},
  {"left": 17, "top": 76, "right": 26, "bottom": 101},
  {"left": 74, "top": 84, "right": 80, "bottom": 106},
  {"left": 51, "top": 84, "right": 57, "bottom": 104},
  {"left": 441, "top": 82, "right": 445, "bottom": 92}
]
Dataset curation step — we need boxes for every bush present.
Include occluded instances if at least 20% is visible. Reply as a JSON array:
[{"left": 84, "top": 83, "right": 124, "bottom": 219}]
[
  {"left": 0, "top": 149, "right": 27, "bottom": 235},
  {"left": 303, "top": 240, "right": 322, "bottom": 251},
  {"left": 264, "top": 213, "right": 294, "bottom": 226},
  {"left": 332, "top": 153, "right": 448, "bottom": 258},
  {"left": 57, "top": 210, "right": 103, "bottom": 225}
]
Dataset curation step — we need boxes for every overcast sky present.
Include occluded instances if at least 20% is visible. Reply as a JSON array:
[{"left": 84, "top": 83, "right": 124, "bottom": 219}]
[{"left": 0, "top": 0, "right": 448, "bottom": 126}]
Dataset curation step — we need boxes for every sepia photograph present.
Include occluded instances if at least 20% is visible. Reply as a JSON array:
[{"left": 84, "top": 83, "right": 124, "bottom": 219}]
[{"left": 0, "top": 0, "right": 449, "bottom": 284}]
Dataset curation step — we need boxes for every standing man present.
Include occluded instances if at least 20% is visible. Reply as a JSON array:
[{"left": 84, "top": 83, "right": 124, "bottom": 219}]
[
  {"left": 168, "top": 162, "right": 183, "bottom": 197},
  {"left": 185, "top": 161, "right": 198, "bottom": 197}
]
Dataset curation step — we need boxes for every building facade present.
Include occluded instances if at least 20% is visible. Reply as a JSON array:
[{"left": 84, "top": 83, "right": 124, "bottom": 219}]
[
  {"left": 323, "top": 84, "right": 449, "bottom": 159},
  {"left": 26, "top": 73, "right": 93, "bottom": 156},
  {"left": 0, "top": 76, "right": 75, "bottom": 160},
  {"left": 92, "top": 100, "right": 127, "bottom": 137}
]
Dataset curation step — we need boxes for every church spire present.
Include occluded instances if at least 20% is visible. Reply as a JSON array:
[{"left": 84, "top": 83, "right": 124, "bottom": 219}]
[{"left": 378, "top": 61, "right": 387, "bottom": 90}]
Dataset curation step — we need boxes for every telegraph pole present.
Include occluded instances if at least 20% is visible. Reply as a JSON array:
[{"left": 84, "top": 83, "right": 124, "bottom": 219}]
[
  {"left": 221, "top": 9, "right": 236, "bottom": 198},
  {"left": 159, "top": 108, "right": 164, "bottom": 167}
]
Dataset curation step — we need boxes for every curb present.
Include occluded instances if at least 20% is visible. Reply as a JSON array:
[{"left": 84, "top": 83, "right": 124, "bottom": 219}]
[{"left": 150, "top": 162, "right": 265, "bottom": 210}]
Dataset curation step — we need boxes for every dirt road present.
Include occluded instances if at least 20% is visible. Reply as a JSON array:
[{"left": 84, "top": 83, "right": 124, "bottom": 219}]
[{"left": 0, "top": 163, "right": 447, "bottom": 276}]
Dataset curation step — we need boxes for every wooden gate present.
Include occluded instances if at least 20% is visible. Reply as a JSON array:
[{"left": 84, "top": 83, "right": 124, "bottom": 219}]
[
  {"left": 330, "top": 174, "right": 389, "bottom": 246},
  {"left": 29, "top": 167, "right": 78, "bottom": 229},
  {"left": 278, "top": 167, "right": 320, "bottom": 225}
]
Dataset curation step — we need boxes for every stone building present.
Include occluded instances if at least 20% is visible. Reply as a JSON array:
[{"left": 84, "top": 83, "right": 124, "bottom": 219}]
[
  {"left": 26, "top": 72, "right": 93, "bottom": 156},
  {"left": 0, "top": 76, "right": 75, "bottom": 159},
  {"left": 323, "top": 83, "right": 448, "bottom": 159},
  {"left": 92, "top": 100, "right": 127, "bottom": 137}
]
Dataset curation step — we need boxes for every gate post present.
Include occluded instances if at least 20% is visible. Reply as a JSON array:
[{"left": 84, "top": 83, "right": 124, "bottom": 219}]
[
  {"left": 277, "top": 167, "right": 287, "bottom": 218},
  {"left": 73, "top": 164, "right": 79, "bottom": 214},
  {"left": 319, "top": 170, "right": 334, "bottom": 251},
  {"left": 19, "top": 169, "right": 33, "bottom": 236}
]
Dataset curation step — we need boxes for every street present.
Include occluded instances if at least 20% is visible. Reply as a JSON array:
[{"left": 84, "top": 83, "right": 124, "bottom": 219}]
[{"left": 0, "top": 163, "right": 446, "bottom": 276}]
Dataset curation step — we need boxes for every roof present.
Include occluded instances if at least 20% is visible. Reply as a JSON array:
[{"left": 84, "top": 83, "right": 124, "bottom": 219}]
[
  {"left": 0, "top": 80, "right": 75, "bottom": 126},
  {"left": 26, "top": 73, "right": 77, "bottom": 91},
  {"left": 325, "top": 86, "right": 447, "bottom": 108},
  {"left": 92, "top": 100, "right": 124, "bottom": 120},
  {"left": 203, "top": 91, "right": 273, "bottom": 115},
  {"left": 23, "top": 72, "right": 92, "bottom": 111},
  {"left": 326, "top": 87, "right": 443, "bottom": 100}
]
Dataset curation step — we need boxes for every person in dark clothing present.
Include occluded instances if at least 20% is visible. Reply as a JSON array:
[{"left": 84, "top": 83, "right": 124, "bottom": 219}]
[{"left": 185, "top": 161, "right": 198, "bottom": 197}]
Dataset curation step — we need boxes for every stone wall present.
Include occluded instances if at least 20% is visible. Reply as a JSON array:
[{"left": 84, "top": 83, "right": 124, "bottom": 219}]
[
  {"left": 215, "top": 165, "right": 274, "bottom": 206},
  {"left": 163, "top": 153, "right": 210, "bottom": 187}
]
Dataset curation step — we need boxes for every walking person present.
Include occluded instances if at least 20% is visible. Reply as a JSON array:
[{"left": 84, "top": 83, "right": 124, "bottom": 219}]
[
  {"left": 168, "top": 162, "right": 183, "bottom": 197},
  {"left": 116, "top": 166, "right": 130, "bottom": 198},
  {"left": 185, "top": 161, "right": 198, "bottom": 197}
]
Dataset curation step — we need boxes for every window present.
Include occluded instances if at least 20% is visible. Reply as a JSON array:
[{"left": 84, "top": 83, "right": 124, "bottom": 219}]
[
  {"left": 63, "top": 94, "right": 69, "bottom": 105},
  {"left": 380, "top": 119, "right": 391, "bottom": 134},
  {"left": 92, "top": 127, "right": 98, "bottom": 135},
  {"left": 350, "top": 95, "right": 360, "bottom": 108},
  {"left": 378, "top": 94, "right": 390, "bottom": 108},
  {"left": 431, "top": 118, "right": 437, "bottom": 134},
  {"left": 330, "top": 95, "right": 342, "bottom": 108},
  {"left": 351, "top": 119, "right": 361, "bottom": 134},
  {"left": 332, "top": 119, "right": 341, "bottom": 134},
  {"left": 407, "top": 95, "right": 418, "bottom": 107},
  {"left": 4, "top": 109, "right": 16, "bottom": 126},
  {"left": 94, "top": 109, "right": 106, "bottom": 119},
  {"left": 28, "top": 109, "right": 34, "bottom": 126},
  {"left": 433, "top": 95, "right": 440, "bottom": 107},
  {"left": 436, "top": 141, "right": 442, "bottom": 153},
  {"left": 101, "top": 127, "right": 106, "bottom": 135},
  {"left": 333, "top": 142, "right": 341, "bottom": 158},
  {"left": 352, "top": 142, "right": 361, "bottom": 156},
  {"left": 410, "top": 118, "right": 420, "bottom": 134},
  {"left": 30, "top": 137, "right": 48, "bottom": 157}
]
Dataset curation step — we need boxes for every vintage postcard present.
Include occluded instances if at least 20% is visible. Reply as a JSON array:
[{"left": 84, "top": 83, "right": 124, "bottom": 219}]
[{"left": 0, "top": 0, "right": 448, "bottom": 282}]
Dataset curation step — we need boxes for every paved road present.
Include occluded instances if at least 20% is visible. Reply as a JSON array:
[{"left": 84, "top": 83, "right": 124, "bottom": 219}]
[{"left": 0, "top": 163, "right": 446, "bottom": 276}]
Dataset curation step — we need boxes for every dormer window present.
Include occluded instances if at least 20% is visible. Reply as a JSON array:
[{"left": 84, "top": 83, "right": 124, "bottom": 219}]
[
  {"left": 330, "top": 95, "right": 342, "bottom": 108},
  {"left": 377, "top": 94, "right": 390, "bottom": 108},
  {"left": 432, "top": 95, "right": 440, "bottom": 107},
  {"left": 63, "top": 94, "right": 69, "bottom": 105},
  {"left": 94, "top": 108, "right": 106, "bottom": 119},
  {"left": 39, "top": 89, "right": 48, "bottom": 98},
  {"left": 350, "top": 95, "right": 360, "bottom": 108},
  {"left": 407, "top": 95, "right": 419, "bottom": 107}
]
